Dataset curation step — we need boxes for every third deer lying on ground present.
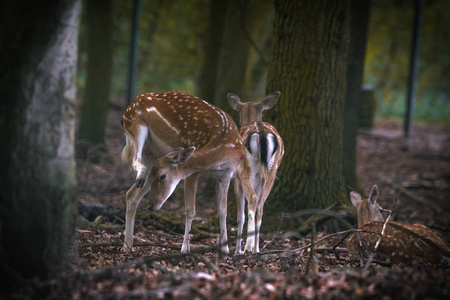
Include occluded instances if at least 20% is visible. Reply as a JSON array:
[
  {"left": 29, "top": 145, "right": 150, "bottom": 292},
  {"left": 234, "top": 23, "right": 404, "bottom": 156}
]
[
  {"left": 347, "top": 185, "right": 450, "bottom": 264},
  {"left": 228, "top": 92, "right": 284, "bottom": 254}
]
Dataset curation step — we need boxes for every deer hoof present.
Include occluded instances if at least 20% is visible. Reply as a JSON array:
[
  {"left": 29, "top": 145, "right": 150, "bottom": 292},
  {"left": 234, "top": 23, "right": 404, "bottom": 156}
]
[{"left": 136, "top": 178, "right": 145, "bottom": 188}]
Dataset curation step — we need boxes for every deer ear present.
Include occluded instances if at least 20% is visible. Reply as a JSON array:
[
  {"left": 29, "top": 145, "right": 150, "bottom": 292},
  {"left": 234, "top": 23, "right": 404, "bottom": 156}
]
[
  {"left": 166, "top": 148, "right": 184, "bottom": 156},
  {"left": 260, "top": 91, "right": 281, "bottom": 111},
  {"left": 173, "top": 147, "right": 196, "bottom": 165},
  {"left": 227, "top": 93, "right": 243, "bottom": 112},
  {"left": 350, "top": 191, "right": 361, "bottom": 207},
  {"left": 368, "top": 185, "right": 379, "bottom": 205},
  {"left": 166, "top": 147, "right": 196, "bottom": 165}
]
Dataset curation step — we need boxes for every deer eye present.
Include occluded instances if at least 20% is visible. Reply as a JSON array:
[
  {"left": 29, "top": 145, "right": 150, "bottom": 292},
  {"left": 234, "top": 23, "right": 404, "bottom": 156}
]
[{"left": 160, "top": 174, "right": 166, "bottom": 181}]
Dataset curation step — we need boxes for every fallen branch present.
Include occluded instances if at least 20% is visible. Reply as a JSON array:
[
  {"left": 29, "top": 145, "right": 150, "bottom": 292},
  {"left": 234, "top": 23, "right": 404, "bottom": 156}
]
[
  {"left": 294, "top": 202, "right": 356, "bottom": 237},
  {"left": 361, "top": 199, "right": 397, "bottom": 270},
  {"left": 261, "top": 212, "right": 285, "bottom": 252},
  {"left": 79, "top": 241, "right": 182, "bottom": 249},
  {"left": 371, "top": 201, "right": 396, "bottom": 254}
]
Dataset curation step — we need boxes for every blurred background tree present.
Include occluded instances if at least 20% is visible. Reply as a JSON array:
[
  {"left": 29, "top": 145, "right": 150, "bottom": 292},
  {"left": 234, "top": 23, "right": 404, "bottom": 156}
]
[
  {"left": 76, "top": 0, "right": 449, "bottom": 125},
  {"left": 77, "top": 0, "right": 113, "bottom": 153},
  {"left": 364, "top": 0, "right": 450, "bottom": 124}
]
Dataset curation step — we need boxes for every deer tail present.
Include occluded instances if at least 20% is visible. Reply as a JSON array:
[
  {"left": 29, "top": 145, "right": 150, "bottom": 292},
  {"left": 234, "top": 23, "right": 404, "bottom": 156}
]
[{"left": 121, "top": 133, "right": 134, "bottom": 162}]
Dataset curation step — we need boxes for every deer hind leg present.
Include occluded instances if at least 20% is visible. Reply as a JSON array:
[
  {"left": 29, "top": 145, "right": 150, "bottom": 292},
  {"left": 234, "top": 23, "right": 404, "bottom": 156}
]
[
  {"left": 255, "top": 199, "right": 265, "bottom": 253},
  {"left": 234, "top": 178, "right": 245, "bottom": 255},
  {"left": 124, "top": 179, "right": 151, "bottom": 252},
  {"left": 254, "top": 177, "right": 275, "bottom": 253},
  {"left": 238, "top": 159, "right": 258, "bottom": 253},
  {"left": 215, "top": 172, "right": 233, "bottom": 256},
  {"left": 181, "top": 173, "right": 199, "bottom": 253},
  {"left": 132, "top": 125, "right": 149, "bottom": 188},
  {"left": 245, "top": 198, "right": 257, "bottom": 253}
]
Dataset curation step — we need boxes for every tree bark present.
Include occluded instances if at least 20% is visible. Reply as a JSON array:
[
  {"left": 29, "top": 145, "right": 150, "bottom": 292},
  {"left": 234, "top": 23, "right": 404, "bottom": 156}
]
[
  {"left": 0, "top": 0, "right": 80, "bottom": 282},
  {"left": 77, "top": 0, "right": 113, "bottom": 146},
  {"left": 265, "top": 0, "right": 351, "bottom": 215},
  {"left": 343, "top": 0, "right": 371, "bottom": 195}
]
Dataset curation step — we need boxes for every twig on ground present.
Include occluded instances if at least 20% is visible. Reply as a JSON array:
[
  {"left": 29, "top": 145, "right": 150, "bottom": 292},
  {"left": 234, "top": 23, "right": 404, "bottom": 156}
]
[
  {"left": 371, "top": 198, "right": 397, "bottom": 254},
  {"left": 261, "top": 212, "right": 285, "bottom": 252},
  {"left": 361, "top": 198, "right": 397, "bottom": 270},
  {"left": 305, "top": 222, "right": 318, "bottom": 276}
]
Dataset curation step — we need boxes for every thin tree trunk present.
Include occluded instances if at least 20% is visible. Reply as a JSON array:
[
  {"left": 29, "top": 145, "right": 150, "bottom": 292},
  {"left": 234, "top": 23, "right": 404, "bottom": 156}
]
[
  {"left": 0, "top": 0, "right": 80, "bottom": 282},
  {"left": 213, "top": 0, "right": 251, "bottom": 120},
  {"left": 77, "top": 0, "right": 113, "bottom": 147},
  {"left": 343, "top": 0, "right": 371, "bottom": 195},
  {"left": 197, "top": 0, "right": 228, "bottom": 102}
]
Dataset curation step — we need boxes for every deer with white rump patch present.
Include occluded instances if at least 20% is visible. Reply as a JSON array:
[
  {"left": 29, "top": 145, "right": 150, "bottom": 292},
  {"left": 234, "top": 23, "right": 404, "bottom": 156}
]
[
  {"left": 121, "top": 91, "right": 256, "bottom": 255},
  {"left": 347, "top": 185, "right": 450, "bottom": 264},
  {"left": 227, "top": 92, "right": 284, "bottom": 253}
]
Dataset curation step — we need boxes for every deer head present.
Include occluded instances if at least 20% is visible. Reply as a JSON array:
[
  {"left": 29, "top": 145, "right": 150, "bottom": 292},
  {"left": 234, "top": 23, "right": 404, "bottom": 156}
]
[
  {"left": 147, "top": 147, "right": 196, "bottom": 211},
  {"left": 350, "top": 185, "right": 384, "bottom": 228},
  {"left": 227, "top": 91, "right": 281, "bottom": 126}
]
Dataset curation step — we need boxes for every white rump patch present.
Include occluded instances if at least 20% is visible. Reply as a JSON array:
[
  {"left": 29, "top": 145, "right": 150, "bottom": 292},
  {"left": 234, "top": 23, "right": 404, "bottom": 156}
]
[
  {"left": 248, "top": 133, "right": 259, "bottom": 159},
  {"left": 266, "top": 133, "right": 277, "bottom": 170}
]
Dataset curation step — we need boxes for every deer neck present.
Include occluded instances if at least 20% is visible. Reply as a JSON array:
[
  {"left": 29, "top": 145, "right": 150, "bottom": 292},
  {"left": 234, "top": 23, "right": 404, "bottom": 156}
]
[{"left": 357, "top": 199, "right": 384, "bottom": 228}]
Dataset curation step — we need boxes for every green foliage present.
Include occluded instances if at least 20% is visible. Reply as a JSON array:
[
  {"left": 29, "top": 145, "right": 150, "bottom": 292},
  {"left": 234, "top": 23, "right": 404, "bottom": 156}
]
[
  {"left": 76, "top": 0, "right": 450, "bottom": 124},
  {"left": 364, "top": 0, "right": 450, "bottom": 125},
  {"left": 78, "top": 0, "right": 274, "bottom": 105},
  {"left": 78, "top": 0, "right": 208, "bottom": 101}
]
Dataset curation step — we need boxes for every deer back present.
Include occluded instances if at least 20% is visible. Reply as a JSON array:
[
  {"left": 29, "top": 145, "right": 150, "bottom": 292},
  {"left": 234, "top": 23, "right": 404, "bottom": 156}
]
[{"left": 123, "top": 91, "right": 243, "bottom": 161}]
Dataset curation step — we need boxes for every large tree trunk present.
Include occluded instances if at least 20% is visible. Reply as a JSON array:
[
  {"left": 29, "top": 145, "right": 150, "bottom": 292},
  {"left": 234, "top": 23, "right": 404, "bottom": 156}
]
[
  {"left": 77, "top": 0, "right": 113, "bottom": 147},
  {"left": 0, "top": 0, "right": 80, "bottom": 283},
  {"left": 343, "top": 0, "right": 371, "bottom": 195},
  {"left": 265, "top": 0, "right": 352, "bottom": 222}
]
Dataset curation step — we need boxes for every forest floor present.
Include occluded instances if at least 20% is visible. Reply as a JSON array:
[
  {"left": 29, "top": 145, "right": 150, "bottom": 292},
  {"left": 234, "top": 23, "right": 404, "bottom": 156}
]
[{"left": 13, "top": 107, "right": 450, "bottom": 299}]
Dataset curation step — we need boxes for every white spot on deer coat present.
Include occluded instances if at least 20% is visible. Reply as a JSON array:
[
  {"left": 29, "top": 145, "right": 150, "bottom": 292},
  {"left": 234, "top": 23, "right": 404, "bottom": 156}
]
[{"left": 146, "top": 106, "right": 180, "bottom": 135}]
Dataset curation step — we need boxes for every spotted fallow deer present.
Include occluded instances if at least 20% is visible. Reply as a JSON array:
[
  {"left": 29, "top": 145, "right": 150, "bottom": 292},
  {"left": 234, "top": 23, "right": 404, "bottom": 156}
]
[
  {"left": 347, "top": 185, "right": 450, "bottom": 264},
  {"left": 227, "top": 92, "right": 284, "bottom": 254},
  {"left": 121, "top": 91, "right": 256, "bottom": 255}
]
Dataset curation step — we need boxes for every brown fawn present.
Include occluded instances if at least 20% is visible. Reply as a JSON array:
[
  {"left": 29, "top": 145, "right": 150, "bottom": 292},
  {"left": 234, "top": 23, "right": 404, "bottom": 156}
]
[
  {"left": 121, "top": 91, "right": 256, "bottom": 255},
  {"left": 347, "top": 185, "right": 450, "bottom": 264},
  {"left": 228, "top": 92, "right": 284, "bottom": 253}
]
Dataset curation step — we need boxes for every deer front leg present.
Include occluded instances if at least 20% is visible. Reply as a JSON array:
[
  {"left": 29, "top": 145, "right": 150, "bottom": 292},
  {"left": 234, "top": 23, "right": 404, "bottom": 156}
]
[
  {"left": 181, "top": 174, "right": 199, "bottom": 253},
  {"left": 124, "top": 180, "right": 150, "bottom": 252},
  {"left": 234, "top": 179, "right": 245, "bottom": 255},
  {"left": 132, "top": 125, "right": 149, "bottom": 188}
]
